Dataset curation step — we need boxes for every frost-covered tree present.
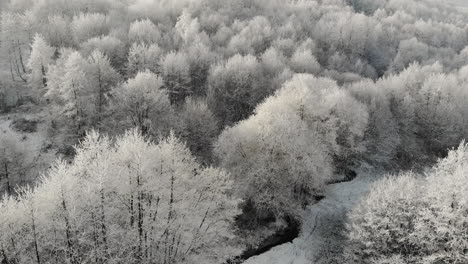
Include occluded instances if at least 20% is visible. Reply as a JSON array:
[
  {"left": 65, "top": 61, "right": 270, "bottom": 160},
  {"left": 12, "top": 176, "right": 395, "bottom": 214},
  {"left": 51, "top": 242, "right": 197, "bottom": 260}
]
[
  {"left": 349, "top": 80, "right": 400, "bottom": 165},
  {"left": 60, "top": 51, "right": 93, "bottom": 136},
  {"left": 175, "top": 9, "right": 202, "bottom": 45},
  {"left": 416, "top": 73, "right": 465, "bottom": 154},
  {"left": 185, "top": 40, "right": 215, "bottom": 96},
  {"left": 228, "top": 16, "right": 273, "bottom": 55},
  {"left": 390, "top": 38, "right": 430, "bottom": 73},
  {"left": 416, "top": 142, "right": 468, "bottom": 263},
  {"left": 127, "top": 42, "right": 162, "bottom": 77},
  {"left": 345, "top": 172, "right": 424, "bottom": 263},
  {"left": 175, "top": 97, "right": 218, "bottom": 163},
  {"left": 215, "top": 74, "right": 368, "bottom": 219},
  {"left": 314, "top": 11, "right": 377, "bottom": 59},
  {"left": 27, "top": 34, "right": 55, "bottom": 93},
  {"left": 71, "top": 12, "right": 109, "bottom": 44},
  {"left": 161, "top": 51, "right": 191, "bottom": 103},
  {"left": 260, "top": 47, "right": 293, "bottom": 92},
  {"left": 376, "top": 63, "right": 468, "bottom": 164},
  {"left": 0, "top": 130, "right": 241, "bottom": 264},
  {"left": 87, "top": 50, "right": 120, "bottom": 122},
  {"left": 128, "top": 18, "right": 161, "bottom": 45},
  {"left": 80, "top": 35, "right": 126, "bottom": 68},
  {"left": 346, "top": 142, "right": 468, "bottom": 263},
  {"left": 290, "top": 48, "right": 321, "bottom": 74},
  {"left": 42, "top": 14, "right": 72, "bottom": 47},
  {"left": 45, "top": 47, "right": 75, "bottom": 102},
  {"left": 110, "top": 70, "right": 172, "bottom": 135},
  {"left": 207, "top": 54, "right": 266, "bottom": 126},
  {"left": 1, "top": 12, "right": 31, "bottom": 83},
  {"left": 45, "top": 49, "right": 119, "bottom": 134},
  {"left": 260, "top": 47, "right": 287, "bottom": 77}
]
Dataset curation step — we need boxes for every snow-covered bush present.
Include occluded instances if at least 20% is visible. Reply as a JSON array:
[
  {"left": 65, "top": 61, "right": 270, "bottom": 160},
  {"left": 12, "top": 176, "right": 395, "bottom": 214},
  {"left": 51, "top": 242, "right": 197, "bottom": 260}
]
[{"left": 346, "top": 142, "right": 468, "bottom": 263}]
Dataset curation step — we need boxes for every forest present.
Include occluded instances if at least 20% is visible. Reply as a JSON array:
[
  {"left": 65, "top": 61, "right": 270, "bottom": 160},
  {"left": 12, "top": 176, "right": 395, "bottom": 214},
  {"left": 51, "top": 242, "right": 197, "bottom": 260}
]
[{"left": 1, "top": 0, "right": 468, "bottom": 263}]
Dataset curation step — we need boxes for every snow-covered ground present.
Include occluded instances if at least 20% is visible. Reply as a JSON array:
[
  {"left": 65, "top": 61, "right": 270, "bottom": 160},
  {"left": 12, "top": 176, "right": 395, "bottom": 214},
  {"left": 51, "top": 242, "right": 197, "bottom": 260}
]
[
  {"left": 0, "top": 109, "right": 56, "bottom": 184},
  {"left": 0, "top": 115, "right": 45, "bottom": 154},
  {"left": 244, "top": 169, "right": 379, "bottom": 264}
]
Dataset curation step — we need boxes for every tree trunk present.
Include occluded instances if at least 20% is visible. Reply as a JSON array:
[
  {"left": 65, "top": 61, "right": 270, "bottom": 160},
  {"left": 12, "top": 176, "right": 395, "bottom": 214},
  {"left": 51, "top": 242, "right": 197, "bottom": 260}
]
[
  {"left": 149, "top": 196, "right": 160, "bottom": 259},
  {"left": 41, "top": 64, "right": 47, "bottom": 87},
  {"left": 14, "top": 57, "right": 27, "bottom": 83},
  {"left": 90, "top": 212, "right": 99, "bottom": 264},
  {"left": 30, "top": 208, "right": 41, "bottom": 264},
  {"left": 61, "top": 193, "right": 76, "bottom": 264},
  {"left": 99, "top": 189, "right": 108, "bottom": 258},
  {"left": 129, "top": 175, "right": 134, "bottom": 228},
  {"left": 16, "top": 42, "right": 26, "bottom": 74},
  {"left": 97, "top": 70, "right": 103, "bottom": 123},
  {"left": 9, "top": 58, "right": 15, "bottom": 82},
  {"left": 4, "top": 162, "right": 11, "bottom": 196},
  {"left": 137, "top": 177, "right": 143, "bottom": 259},
  {"left": 72, "top": 84, "right": 82, "bottom": 137},
  {"left": 164, "top": 169, "right": 175, "bottom": 264}
]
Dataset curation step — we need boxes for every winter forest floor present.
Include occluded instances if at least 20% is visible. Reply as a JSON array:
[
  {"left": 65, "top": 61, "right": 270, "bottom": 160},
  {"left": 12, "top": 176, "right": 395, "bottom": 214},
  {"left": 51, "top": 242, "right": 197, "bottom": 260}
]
[
  {"left": 244, "top": 167, "right": 379, "bottom": 264},
  {"left": 0, "top": 107, "right": 57, "bottom": 189}
]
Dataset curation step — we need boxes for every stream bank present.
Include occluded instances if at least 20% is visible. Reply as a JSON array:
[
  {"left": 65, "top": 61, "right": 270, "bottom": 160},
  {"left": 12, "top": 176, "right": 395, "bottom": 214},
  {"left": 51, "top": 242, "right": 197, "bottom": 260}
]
[{"left": 240, "top": 170, "right": 377, "bottom": 264}]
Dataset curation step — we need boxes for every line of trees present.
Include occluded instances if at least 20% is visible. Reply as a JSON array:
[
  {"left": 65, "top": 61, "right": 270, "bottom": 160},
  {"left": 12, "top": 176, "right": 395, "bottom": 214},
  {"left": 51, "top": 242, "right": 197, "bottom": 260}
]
[
  {"left": 0, "top": 130, "right": 241, "bottom": 264},
  {"left": 2, "top": 0, "right": 468, "bottom": 107}
]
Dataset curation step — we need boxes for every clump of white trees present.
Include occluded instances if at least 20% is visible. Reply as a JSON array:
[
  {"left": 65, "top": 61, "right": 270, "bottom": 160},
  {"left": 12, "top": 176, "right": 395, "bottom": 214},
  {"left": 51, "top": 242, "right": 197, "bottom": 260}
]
[
  {"left": 2, "top": 0, "right": 468, "bottom": 262},
  {"left": 46, "top": 48, "right": 120, "bottom": 136},
  {"left": 357, "top": 63, "right": 468, "bottom": 166},
  {"left": 346, "top": 142, "right": 468, "bottom": 263},
  {"left": 215, "top": 74, "right": 368, "bottom": 219},
  {"left": 0, "top": 130, "right": 240, "bottom": 264}
]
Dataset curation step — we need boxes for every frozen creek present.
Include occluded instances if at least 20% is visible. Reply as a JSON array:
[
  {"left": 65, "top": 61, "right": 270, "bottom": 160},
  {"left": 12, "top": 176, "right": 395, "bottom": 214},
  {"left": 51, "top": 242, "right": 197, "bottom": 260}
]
[{"left": 243, "top": 170, "right": 377, "bottom": 264}]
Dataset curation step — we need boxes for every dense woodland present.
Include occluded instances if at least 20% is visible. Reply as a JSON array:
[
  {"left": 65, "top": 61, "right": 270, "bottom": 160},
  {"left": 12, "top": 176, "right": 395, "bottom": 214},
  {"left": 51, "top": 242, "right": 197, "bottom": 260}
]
[{"left": 1, "top": 0, "right": 468, "bottom": 263}]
